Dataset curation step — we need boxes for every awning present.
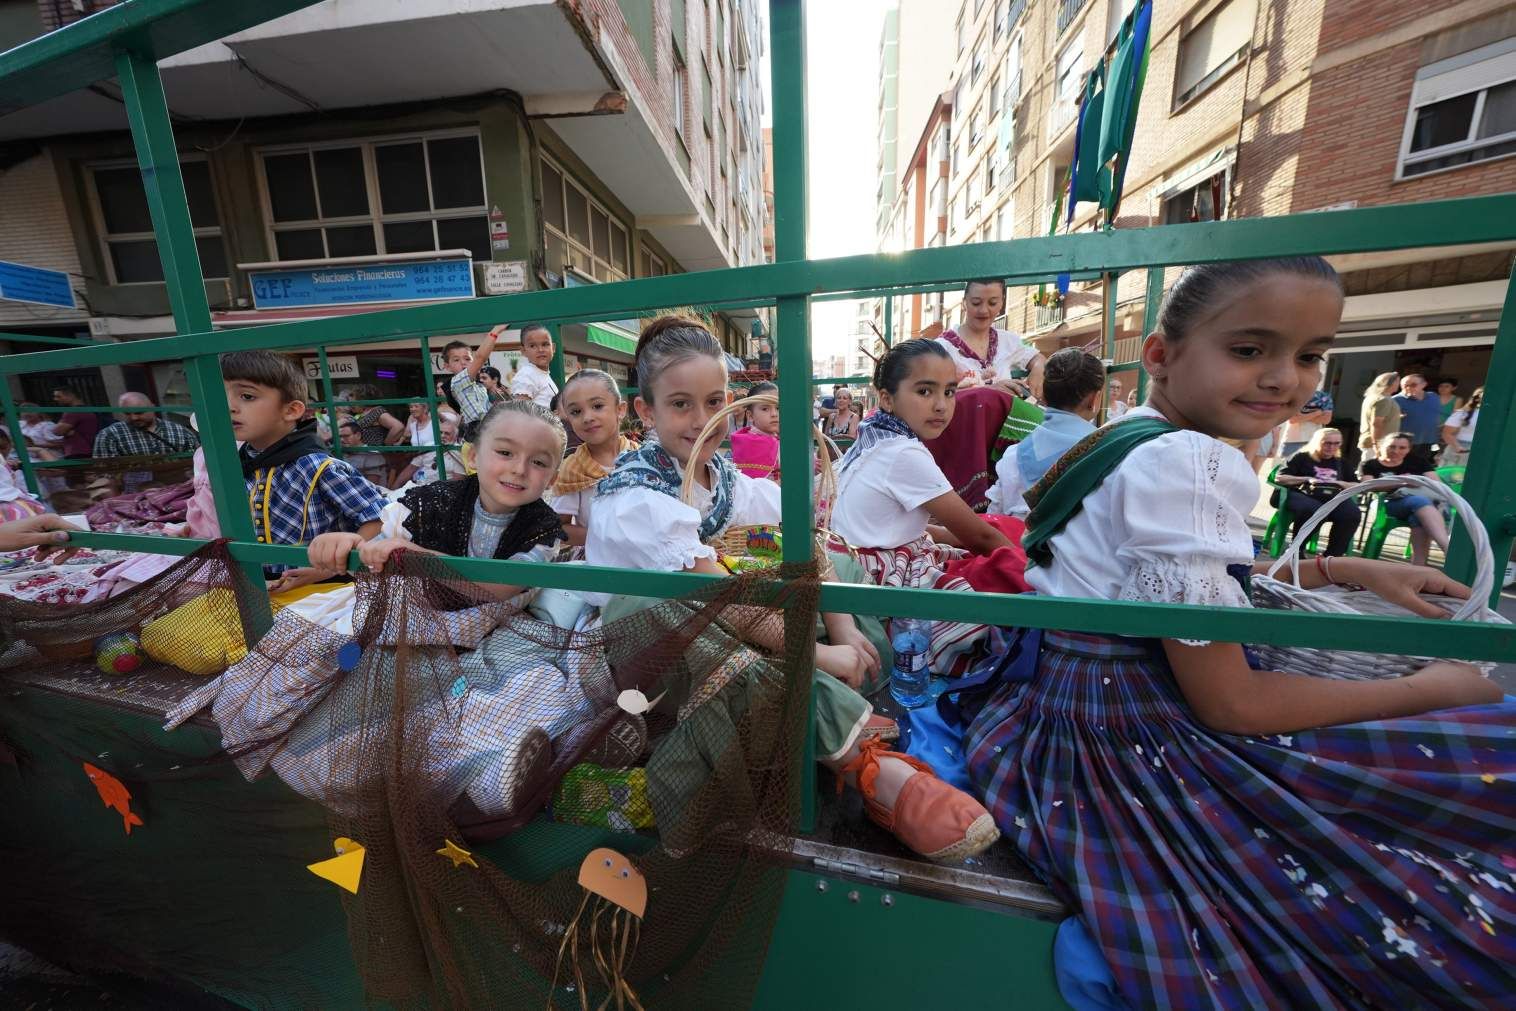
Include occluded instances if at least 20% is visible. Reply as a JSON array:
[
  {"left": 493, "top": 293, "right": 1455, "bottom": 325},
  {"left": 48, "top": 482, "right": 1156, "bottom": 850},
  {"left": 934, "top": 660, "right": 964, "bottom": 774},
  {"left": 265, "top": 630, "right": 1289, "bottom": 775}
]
[{"left": 585, "top": 322, "right": 636, "bottom": 357}]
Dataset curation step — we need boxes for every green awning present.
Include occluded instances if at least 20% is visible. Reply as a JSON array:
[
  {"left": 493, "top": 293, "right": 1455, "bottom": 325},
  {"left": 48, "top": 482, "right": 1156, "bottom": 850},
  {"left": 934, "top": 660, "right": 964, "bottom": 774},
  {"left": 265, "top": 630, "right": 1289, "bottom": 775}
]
[{"left": 586, "top": 322, "right": 637, "bottom": 357}]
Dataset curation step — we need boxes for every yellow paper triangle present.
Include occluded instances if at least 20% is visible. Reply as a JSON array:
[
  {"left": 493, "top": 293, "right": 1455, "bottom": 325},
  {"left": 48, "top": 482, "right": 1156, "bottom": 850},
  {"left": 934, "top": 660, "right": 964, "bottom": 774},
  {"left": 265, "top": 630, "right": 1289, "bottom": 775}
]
[{"left": 307, "top": 843, "right": 366, "bottom": 894}]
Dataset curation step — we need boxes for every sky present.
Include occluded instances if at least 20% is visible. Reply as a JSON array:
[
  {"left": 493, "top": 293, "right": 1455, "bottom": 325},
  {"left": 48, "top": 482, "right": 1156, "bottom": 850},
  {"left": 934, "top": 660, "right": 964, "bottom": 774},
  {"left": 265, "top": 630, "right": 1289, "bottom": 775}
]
[{"left": 760, "top": 0, "right": 896, "bottom": 361}]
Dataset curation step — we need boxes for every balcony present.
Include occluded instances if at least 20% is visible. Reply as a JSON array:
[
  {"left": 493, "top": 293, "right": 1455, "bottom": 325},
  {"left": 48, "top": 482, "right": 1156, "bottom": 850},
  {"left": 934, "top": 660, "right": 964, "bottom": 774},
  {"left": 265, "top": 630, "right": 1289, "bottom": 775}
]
[
  {"left": 1057, "top": 0, "right": 1091, "bottom": 35},
  {"left": 1035, "top": 303, "right": 1066, "bottom": 330}
]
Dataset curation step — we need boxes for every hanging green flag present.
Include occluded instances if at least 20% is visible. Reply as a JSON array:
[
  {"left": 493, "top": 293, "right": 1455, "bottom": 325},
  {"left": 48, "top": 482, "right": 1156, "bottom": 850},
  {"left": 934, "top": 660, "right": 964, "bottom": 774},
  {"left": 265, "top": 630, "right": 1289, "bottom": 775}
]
[
  {"left": 1070, "top": 66, "right": 1106, "bottom": 207},
  {"left": 1097, "top": 0, "right": 1153, "bottom": 218}
]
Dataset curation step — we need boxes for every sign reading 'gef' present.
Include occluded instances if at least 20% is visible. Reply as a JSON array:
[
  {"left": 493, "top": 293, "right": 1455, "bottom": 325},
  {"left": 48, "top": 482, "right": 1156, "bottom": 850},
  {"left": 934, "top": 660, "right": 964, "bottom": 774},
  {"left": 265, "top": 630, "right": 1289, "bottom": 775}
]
[{"left": 249, "top": 257, "right": 475, "bottom": 309}]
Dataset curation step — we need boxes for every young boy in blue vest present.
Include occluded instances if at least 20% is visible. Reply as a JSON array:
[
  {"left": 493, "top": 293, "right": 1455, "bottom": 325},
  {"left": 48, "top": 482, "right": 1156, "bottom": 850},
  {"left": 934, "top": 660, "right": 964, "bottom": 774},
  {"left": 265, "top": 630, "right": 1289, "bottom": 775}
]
[{"left": 222, "top": 351, "right": 386, "bottom": 591}]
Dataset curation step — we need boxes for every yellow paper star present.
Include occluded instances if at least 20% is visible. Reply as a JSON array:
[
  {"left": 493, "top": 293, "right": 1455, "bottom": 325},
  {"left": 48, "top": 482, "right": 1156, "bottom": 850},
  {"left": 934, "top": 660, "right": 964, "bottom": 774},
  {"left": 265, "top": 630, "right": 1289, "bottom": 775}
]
[
  {"left": 1481, "top": 773, "right": 1496, "bottom": 784},
  {"left": 436, "top": 838, "right": 478, "bottom": 869}
]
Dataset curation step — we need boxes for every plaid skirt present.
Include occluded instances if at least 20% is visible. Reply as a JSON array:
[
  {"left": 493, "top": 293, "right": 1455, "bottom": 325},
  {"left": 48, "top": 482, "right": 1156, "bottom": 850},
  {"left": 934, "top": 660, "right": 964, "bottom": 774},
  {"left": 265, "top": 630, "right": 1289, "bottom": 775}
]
[
  {"left": 850, "top": 537, "right": 989, "bottom": 678},
  {"left": 966, "top": 630, "right": 1516, "bottom": 1009}
]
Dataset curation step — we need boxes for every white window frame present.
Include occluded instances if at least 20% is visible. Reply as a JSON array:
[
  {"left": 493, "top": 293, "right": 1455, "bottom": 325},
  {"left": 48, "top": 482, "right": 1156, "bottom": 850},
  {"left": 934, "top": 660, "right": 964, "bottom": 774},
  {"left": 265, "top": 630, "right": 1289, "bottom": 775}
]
[
  {"left": 86, "top": 155, "right": 228, "bottom": 285},
  {"left": 672, "top": 50, "right": 688, "bottom": 140},
  {"left": 253, "top": 128, "right": 489, "bottom": 263},
  {"left": 541, "top": 154, "right": 631, "bottom": 282},
  {"left": 1395, "top": 38, "right": 1516, "bottom": 181}
]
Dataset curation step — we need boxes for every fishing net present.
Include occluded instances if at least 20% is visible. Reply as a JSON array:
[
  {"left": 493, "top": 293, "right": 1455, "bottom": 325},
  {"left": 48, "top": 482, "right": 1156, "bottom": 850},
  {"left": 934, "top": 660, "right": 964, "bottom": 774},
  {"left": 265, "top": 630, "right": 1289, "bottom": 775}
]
[{"left": 0, "top": 537, "right": 821, "bottom": 1007}]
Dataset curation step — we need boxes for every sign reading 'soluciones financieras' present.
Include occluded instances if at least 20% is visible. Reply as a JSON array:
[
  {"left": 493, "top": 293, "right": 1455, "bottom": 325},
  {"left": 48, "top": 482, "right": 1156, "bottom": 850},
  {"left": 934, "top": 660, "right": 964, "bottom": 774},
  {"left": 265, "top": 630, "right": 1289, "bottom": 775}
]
[{"left": 248, "top": 257, "right": 475, "bottom": 309}]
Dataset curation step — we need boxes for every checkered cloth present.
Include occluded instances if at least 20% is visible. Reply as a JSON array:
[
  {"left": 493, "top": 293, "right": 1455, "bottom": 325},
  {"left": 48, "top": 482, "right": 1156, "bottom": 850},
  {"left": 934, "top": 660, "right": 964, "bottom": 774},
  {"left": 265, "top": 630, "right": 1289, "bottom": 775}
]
[
  {"left": 847, "top": 537, "right": 991, "bottom": 677},
  {"left": 164, "top": 597, "right": 610, "bottom": 822},
  {"left": 449, "top": 369, "right": 492, "bottom": 425},
  {"left": 246, "top": 452, "right": 386, "bottom": 573},
  {"left": 93, "top": 417, "right": 199, "bottom": 457},
  {"left": 965, "top": 629, "right": 1516, "bottom": 1007}
]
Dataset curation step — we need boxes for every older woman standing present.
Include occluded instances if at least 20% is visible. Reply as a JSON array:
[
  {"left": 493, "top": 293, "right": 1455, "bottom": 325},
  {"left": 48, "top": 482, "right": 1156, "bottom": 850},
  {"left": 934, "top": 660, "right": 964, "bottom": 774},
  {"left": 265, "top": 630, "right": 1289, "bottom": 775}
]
[
  {"left": 1275, "top": 428, "right": 1360, "bottom": 557},
  {"left": 935, "top": 278, "right": 1045, "bottom": 400},
  {"left": 1356, "top": 372, "right": 1401, "bottom": 463},
  {"left": 825, "top": 387, "right": 860, "bottom": 439}
]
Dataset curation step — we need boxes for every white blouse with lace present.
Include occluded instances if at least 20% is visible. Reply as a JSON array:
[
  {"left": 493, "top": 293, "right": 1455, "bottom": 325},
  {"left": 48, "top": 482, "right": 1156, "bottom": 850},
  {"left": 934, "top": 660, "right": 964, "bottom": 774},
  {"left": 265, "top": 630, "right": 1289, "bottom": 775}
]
[
  {"left": 586, "top": 459, "right": 783, "bottom": 577},
  {"left": 1026, "top": 407, "right": 1258, "bottom": 633}
]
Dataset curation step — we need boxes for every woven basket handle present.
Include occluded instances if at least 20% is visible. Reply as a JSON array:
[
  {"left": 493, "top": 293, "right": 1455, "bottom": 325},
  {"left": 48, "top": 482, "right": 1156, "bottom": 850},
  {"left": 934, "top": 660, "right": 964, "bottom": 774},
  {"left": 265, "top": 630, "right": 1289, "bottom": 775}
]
[
  {"left": 1265, "top": 473, "right": 1494, "bottom": 619},
  {"left": 678, "top": 393, "right": 837, "bottom": 529}
]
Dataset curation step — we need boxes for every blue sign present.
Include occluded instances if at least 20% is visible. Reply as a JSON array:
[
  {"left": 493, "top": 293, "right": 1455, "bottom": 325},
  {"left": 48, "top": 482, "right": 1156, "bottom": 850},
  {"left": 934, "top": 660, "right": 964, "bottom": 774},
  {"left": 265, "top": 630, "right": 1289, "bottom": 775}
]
[
  {"left": 248, "top": 257, "right": 475, "bottom": 309},
  {"left": 0, "top": 260, "right": 76, "bottom": 309}
]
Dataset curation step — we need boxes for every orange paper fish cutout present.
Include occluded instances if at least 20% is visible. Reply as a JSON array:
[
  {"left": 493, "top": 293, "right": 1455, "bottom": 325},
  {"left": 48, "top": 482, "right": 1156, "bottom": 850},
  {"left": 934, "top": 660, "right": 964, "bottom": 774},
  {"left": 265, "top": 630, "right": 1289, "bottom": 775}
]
[{"left": 82, "top": 762, "right": 144, "bottom": 835}]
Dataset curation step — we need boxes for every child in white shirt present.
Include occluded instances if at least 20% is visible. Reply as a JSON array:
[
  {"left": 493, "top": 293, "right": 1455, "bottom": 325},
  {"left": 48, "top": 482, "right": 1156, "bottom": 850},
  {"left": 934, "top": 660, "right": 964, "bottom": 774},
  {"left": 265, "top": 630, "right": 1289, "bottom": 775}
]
[
  {"left": 986, "top": 348, "right": 1104, "bottom": 517},
  {"left": 510, "top": 324, "right": 559, "bottom": 410}
]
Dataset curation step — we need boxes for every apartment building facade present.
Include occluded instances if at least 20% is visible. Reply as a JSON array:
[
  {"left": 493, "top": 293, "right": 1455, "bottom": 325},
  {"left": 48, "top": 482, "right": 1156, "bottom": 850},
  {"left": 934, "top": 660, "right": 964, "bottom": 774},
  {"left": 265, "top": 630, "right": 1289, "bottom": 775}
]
[
  {"left": 878, "top": 0, "right": 1515, "bottom": 418},
  {"left": 0, "top": 0, "right": 769, "bottom": 405}
]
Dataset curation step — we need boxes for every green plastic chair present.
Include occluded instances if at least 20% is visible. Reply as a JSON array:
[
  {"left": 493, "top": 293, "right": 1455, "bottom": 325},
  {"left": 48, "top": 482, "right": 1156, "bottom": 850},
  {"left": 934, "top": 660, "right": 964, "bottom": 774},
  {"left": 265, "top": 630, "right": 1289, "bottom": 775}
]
[
  {"left": 1262, "top": 465, "right": 1320, "bottom": 557},
  {"left": 1361, "top": 466, "right": 1464, "bottom": 560}
]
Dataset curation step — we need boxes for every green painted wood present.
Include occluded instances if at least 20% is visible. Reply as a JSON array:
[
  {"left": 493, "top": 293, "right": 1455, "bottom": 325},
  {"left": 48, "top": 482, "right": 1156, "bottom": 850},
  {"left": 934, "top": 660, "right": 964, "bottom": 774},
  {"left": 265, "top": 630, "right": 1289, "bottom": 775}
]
[
  {"left": 416, "top": 340, "right": 449, "bottom": 481},
  {"left": 0, "top": 0, "right": 327, "bottom": 111},
  {"left": 0, "top": 380, "right": 41, "bottom": 497},
  {"left": 1444, "top": 263, "right": 1516, "bottom": 602},
  {"left": 114, "top": 46, "right": 211, "bottom": 336},
  {"left": 50, "top": 529, "right": 1516, "bottom": 663},
  {"left": 547, "top": 321, "right": 567, "bottom": 390},
  {"left": 315, "top": 345, "right": 344, "bottom": 461},
  {"left": 1138, "top": 265, "right": 1163, "bottom": 401},
  {"left": 750, "top": 871, "right": 1068, "bottom": 1010},
  {"left": 182, "top": 354, "right": 273, "bottom": 637},
  {"left": 7, "top": 194, "right": 1515, "bottom": 379},
  {"left": 882, "top": 291, "right": 893, "bottom": 347},
  {"left": 770, "top": 0, "right": 819, "bottom": 834}
]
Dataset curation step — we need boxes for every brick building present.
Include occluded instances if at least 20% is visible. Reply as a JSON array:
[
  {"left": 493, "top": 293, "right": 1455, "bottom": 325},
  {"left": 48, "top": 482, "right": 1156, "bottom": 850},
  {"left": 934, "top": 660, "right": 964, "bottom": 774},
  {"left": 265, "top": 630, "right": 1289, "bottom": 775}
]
[
  {"left": 878, "top": 0, "right": 1516, "bottom": 426},
  {"left": 0, "top": 0, "right": 769, "bottom": 404}
]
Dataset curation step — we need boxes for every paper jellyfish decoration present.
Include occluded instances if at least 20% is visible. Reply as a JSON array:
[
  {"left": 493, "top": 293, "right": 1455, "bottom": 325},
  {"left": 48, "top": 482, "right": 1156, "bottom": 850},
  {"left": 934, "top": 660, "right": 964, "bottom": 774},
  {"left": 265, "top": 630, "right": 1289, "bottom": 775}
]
[{"left": 550, "top": 847, "right": 648, "bottom": 1008}]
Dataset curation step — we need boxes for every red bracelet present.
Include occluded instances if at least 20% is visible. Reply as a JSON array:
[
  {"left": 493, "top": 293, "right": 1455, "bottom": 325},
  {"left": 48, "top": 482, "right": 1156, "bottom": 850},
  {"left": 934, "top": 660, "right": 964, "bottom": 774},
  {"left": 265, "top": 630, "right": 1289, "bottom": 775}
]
[{"left": 1316, "top": 554, "right": 1332, "bottom": 585}]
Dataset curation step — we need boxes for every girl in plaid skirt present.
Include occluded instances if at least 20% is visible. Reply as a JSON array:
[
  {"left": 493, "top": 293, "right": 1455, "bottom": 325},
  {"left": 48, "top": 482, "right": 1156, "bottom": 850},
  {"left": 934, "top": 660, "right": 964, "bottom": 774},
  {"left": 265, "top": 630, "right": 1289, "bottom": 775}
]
[{"left": 966, "top": 258, "right": 1514, "bottom": 1008}]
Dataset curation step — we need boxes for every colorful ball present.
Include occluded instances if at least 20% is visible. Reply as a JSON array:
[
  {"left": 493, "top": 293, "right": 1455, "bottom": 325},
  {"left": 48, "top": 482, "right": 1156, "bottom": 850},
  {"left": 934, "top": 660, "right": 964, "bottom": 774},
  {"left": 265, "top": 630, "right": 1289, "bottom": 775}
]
[{"left": 95, "top": 632, "right": 144, "bottom": 676}]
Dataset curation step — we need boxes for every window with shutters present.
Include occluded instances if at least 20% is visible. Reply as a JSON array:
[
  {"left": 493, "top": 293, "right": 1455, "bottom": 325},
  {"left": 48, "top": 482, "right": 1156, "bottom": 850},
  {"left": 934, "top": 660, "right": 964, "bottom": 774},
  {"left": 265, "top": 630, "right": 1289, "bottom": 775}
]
[
  {"left": 541, "top": 155, "right": 631, "bottom": 282},
  {"left": 1173, "top": 0, "right": 1256, "bottom": 108},
  {"left": 1396, "top": 39, "right": 1516, "bottom": 179}
]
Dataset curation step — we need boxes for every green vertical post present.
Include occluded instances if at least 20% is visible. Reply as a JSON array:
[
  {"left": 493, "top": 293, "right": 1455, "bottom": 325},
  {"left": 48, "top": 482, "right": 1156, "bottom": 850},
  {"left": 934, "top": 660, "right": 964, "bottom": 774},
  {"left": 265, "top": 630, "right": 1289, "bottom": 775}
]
[
  {"left": 882, "top": 295, "right": 893, "bottom": 348},
  {"left": 0, "top": 382, "right": 41, "bottom": 498},
  {"left": 1137, "top": 266, "right": 1163, "bottom": 402},
  {"left": 418, "top": 338, "right": 447, "bottom": 479},
  {"left": 1445, "top": 267, "right": 1516, "bottom": 602},
  {"left": 316, "top": 345, "right": 343, "bottom": 461},
  {"left": 114, "top": 47, "right": 211, "bottom": 335},
  {"left": 547, "top": 322, "right": 566, "bottom": 389},
  {"left": 184, "top": 354, "right": 273, "bottom": 637},
  {"left": 771, "top": 0, "right": 820, "bottom": 833}
]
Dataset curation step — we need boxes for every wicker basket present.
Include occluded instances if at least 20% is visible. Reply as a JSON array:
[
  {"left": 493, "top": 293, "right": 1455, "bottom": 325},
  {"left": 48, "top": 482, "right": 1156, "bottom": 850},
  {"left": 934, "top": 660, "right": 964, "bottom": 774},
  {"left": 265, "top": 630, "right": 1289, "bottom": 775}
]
[
  {"left": 679, "top": 393, "right": 846, "bottom": 575},
  {"left": 1250, "top": 474, "right": 1508, "bottom": 679}
]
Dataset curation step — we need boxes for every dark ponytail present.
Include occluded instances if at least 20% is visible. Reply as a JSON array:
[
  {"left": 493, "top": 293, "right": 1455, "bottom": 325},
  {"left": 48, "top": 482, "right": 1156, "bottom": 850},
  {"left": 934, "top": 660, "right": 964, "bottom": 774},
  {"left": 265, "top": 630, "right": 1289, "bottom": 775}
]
[
  {"left": 1158, "top": 257, "right": 1342, "bottom": 340},
  {"left": 873, "top": 338, "right": 952, "bottom": 394}
]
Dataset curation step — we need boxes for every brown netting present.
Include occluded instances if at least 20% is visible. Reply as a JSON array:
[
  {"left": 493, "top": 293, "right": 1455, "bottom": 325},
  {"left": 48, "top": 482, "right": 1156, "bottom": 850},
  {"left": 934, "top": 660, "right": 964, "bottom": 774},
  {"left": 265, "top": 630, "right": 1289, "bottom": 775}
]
[{"left": 155, "top": 549, "right": 820, "bottom": 1008}]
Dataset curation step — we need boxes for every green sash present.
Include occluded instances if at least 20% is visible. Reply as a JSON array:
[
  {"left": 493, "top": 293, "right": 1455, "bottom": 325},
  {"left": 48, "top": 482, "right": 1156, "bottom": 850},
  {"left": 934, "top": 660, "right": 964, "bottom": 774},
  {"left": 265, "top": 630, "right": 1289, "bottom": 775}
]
[{"left": 1022, "top": 416, "right": 1179, "bottom": 567}]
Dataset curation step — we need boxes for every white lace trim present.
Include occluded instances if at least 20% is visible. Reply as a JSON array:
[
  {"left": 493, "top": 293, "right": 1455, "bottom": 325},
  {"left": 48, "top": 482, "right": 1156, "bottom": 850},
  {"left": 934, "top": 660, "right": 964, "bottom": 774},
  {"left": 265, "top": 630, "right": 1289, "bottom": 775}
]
[
  {"left": 1117, "top": 557, "right": 1251, "bottom": 646},
  {"left": 651, "top": 542, "right": 718, "bottom": 573}
]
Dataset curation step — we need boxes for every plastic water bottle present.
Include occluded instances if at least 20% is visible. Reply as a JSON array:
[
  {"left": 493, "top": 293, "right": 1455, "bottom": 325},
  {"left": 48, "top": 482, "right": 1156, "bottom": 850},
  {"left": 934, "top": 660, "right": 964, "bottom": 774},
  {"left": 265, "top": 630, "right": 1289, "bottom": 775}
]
[{"left": 889, "top": 618, "right": 932, "bottom": 708}]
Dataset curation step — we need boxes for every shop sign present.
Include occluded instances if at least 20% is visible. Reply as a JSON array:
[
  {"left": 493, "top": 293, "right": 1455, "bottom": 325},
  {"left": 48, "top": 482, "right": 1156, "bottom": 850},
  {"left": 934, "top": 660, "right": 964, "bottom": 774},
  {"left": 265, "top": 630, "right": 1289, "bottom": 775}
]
[
  {"left": 0, "top": 259, "right": 75, "bottom": 309},
  {"left": 481, "top": 260, "right": 528, "bottom": 295},
  {"left": 249, "top": 256, "right": 475, "bottom": 309},
  {"left": 302, "top": 355, "right": 360, "bottom": 379}
]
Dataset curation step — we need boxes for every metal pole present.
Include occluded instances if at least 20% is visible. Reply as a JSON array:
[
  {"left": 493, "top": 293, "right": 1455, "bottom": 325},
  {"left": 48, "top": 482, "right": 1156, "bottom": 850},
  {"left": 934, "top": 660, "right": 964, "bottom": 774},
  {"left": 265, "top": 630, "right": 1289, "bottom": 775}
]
[
  {"left": 418, "top": 338, "right": 447, "bottom": 480},
  {"left": 0, "top": 382, "right": 41, "bottom": 498},
  {"left": 883, "top": 295, "right": 893, "bottom": 348},
  {"left": 1137, "top": 266, "right": 1163, "bottom": 402},
  {"left": 1444, "top": 266, "right": 1516, "bottom": 602},
  {"left": 114, "top": 47, "right": 212, "bottom": 335},
  {"left": 316, "top": 345, "right": 344, "bottom": 461},
  {"left": 770, "top": 0, "right": 820, "bottom": 833},
  {"left": 547, "top": 322, "right": 567, "bottom": 390}
]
